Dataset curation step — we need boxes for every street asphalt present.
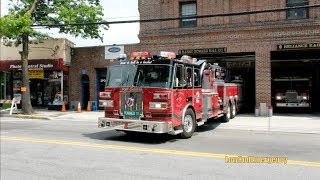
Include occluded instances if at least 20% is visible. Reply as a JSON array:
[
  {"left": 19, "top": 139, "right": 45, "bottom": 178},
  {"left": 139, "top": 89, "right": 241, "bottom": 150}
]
[
  {"left": 1, "top": 108, "right": 320, "bottom": 134},
  {"left": 1, "top": 115, "right": 320, "bottom": 180}
]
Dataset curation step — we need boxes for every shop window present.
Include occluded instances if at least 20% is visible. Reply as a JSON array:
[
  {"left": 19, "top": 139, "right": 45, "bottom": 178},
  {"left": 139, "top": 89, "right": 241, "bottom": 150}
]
[
  {"left": 180, "top": 1, "right": 197, "bottom": 28},
  {"left": 0, "top": 72, "right": 13, "bottom": 100},
  {"left": 286, "top": 0, "right": 309, "bottom": 20},
  {"left": 12, "top": 71, "right": 22, "bottom": 103},
  {"left": 45, "top": 71, "right": 63, "bottom": 106},
  {"left": 63, "top": 71, "right": 69, "bottom": 104}
]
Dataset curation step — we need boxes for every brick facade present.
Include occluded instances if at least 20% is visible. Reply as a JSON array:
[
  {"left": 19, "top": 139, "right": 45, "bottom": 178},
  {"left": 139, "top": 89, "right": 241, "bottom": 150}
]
[
  {"left": 70, "top": 0, "right": 320, "bottom": 113},
  {"left": 69, "top": 47, "right": 107, "bottom": 104},
  {"left": 132, "top": 0, "right": 320, "bottom": 109}
]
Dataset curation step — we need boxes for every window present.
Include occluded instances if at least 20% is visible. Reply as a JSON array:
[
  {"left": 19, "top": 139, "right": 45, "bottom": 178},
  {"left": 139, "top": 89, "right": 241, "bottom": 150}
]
[
  {"left": 186, "top": 67, "right": 193, "bottom": 87},
  {"left": 286, "top": 0, "right": 308, "bottom": 19},
  {"left": 174, "top": 65, "right": 185, "bottom": 88},
  {"left": 180, "top": 1, "right": 197, "bottom": 27},
  {"left": 194, "top": 68, "right": 200, "bottom": 87}
]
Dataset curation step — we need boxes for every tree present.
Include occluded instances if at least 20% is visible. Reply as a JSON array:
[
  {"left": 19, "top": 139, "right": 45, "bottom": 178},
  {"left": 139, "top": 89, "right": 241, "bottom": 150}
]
[{"left": 0, "top": 0, "right": 107, "bottom": 114}]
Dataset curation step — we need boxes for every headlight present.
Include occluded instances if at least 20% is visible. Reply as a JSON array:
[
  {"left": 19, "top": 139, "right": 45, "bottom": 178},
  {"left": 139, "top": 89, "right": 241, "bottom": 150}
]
[
  {"left": 100, "top": 92, "right": 112, "bottom": 98},
  {"left": 99, "top": 100, "right": 114, "bottom": 107},
  {"left": 302, "top": 96, "right": 307, "bottom": 100},
  {"left": 153, "top": 93, "right": 170, "bottom": 100},
  {"left": 275, "top": 96, "right": 282, "bottom": 100},
  {"left": 149, "top": 102, "right": 169, "bottom": 110}
]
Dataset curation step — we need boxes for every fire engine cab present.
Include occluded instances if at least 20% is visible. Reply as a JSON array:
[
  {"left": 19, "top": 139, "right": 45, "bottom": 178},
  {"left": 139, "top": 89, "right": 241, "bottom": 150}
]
[
  {"left": 272, "top": 77, "right": 311, "bottom": 108},
  {"left": 98, "top": 51, "right": 241, "bottom": 138}
]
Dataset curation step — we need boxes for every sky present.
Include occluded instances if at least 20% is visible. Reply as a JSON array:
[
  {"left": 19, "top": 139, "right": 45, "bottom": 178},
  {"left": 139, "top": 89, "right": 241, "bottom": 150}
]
[{"left": 0, "top": 0, "right": 140, "bottom": 47}]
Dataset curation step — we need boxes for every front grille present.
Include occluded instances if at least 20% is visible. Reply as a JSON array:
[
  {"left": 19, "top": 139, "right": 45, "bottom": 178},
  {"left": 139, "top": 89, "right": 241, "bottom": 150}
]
[
  {"left": 120, "top": 91, "right": 143, "bottom": 119},
  {"left": 286, "top": 92, "right": 298, "bottom": 103}
]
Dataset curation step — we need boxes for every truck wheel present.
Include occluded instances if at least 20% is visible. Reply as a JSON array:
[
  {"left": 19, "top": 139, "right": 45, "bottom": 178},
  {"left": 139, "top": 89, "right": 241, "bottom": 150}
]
[
  {"left": 221, "top": 103, "right": 231, "bottom": 122},
  {"left": 230, "top": 103, "right": 236, "bottom": 119},
  {"left": 181, "top": 109, "right": 196, "bottom": 139}
]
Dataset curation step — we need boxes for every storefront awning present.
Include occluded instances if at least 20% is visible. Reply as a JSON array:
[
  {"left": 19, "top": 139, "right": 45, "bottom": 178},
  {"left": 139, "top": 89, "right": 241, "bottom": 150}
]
[{"left": 0, "top": 58, "right": 64, "bottom": 71}]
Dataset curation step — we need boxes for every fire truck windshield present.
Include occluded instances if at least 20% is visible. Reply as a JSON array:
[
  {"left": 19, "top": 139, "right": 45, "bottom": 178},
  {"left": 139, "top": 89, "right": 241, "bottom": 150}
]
[
  {"left": 106, "top": 64, "right": 173, "bottom": 88},
  {"left": 106, "top": 65, "right": 136, "bottom": 87},
  {"left": 134, "top": 64, "right": 172, "bottom": 88},
  {"left": 273, "top": 79, "right": 311, "bottom": 90}
]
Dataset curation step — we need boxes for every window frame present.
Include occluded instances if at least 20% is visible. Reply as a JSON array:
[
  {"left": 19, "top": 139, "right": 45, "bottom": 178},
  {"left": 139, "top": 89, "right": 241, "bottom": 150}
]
[
  {"left": 286, "top": 0, "right": 309, "bottom": 20},
  {"left": 173, "top": 64, "right": 186, "bottom": 89},
  {"left": 194, "top": 68, "right": 201, "bottom": 87},
  {"left": 180, "top": 1, "right": 197, "bottom": 28},
  {"left": 185, "top": 66, "right": 193, "bottom": 88}
]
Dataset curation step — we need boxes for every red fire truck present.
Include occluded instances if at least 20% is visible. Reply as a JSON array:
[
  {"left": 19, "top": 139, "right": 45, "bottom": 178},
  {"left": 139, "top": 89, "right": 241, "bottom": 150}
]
[
  {"left": 272, "top": 77, "right": 311, "bottom": 109},
  {"left": 98, "top": 52, "right": 241, "bottom": 138}
]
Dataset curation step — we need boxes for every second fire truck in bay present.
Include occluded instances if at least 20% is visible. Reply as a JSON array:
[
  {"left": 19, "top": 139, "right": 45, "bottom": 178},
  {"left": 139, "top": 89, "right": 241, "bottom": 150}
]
[
  {"left": 98, "top": 52, "right": 241, "bottom": 138},
  {"left": 272, "top": 77, "right": 311, "bottom": 109}
]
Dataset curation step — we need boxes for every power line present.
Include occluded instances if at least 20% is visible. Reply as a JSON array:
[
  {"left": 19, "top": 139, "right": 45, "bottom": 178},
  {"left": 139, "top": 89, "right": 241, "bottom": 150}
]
[{"left": 31, "top": 4, "right": 320, "bottom": 28}]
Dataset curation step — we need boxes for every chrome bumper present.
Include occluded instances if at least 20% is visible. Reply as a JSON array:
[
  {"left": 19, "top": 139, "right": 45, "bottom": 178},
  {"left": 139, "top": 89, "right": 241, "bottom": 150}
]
[
  {"left": 276, "top": 103, "right": 310, "bottom": 107},
  {"left": 98, "top": 117, "right": 175, "bottom": 134}
]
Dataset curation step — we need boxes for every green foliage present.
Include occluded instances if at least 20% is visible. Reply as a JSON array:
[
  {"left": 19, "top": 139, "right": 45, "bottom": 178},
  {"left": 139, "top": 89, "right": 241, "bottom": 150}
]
[
  {"left": 0, "top": 12, "right": 32, "bottom": 46},
  {"left": 0, "top": 0, "right": 107, "bottom": 45}
]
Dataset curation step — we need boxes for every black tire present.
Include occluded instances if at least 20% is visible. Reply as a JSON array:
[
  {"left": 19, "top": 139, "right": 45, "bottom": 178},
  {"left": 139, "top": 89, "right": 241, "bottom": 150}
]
[
  {"left": 181, "top": 108, "right": 196, "bottom": 139},
  {"left": 221, "top": 103, "right": 231, "bottom": 123},
  {"left": 230, "top": 102, "right": 236, "bottom": 119}
]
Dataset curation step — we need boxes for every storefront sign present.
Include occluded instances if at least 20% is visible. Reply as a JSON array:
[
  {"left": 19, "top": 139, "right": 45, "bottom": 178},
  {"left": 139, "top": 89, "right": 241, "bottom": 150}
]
[
  {"left": 0, "top": 59, "right": 64, "bottom": 71},
  {"left": 29, "top": 70, "right": 44, "bottom": 79},
  {"left": 9, "top": 64, "right": 53, "bottom": 70},
  {"left": 105, "top": 45, "right": 124, "bottom": 59},
  {"left": 178, "top": 48, "right": 227, "bottom": 55},
  {"left": 277, "top": 43, "right": 320, "bottom": 50}
]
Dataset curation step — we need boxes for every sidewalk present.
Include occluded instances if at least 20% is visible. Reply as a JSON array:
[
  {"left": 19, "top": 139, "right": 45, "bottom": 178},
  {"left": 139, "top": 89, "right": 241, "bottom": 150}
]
[
  {"left": 0, "top": 108, "right": 104, "bottom": 120},
  {"left": 216, "top": 114, "right": 320, "bottom": 134},
  {"left": 1, "top": 108, "right": 320, "bottom": 134}
]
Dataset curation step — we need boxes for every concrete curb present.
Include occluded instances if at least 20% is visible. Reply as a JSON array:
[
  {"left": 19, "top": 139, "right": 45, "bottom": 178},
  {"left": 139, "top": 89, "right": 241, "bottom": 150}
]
[{"left": 14, "top": 114, "right": 51, "bottom": 120}]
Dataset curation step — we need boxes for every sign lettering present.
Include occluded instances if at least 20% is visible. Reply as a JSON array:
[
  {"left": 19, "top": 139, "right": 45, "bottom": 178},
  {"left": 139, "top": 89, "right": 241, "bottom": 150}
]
[
  {"left": 178, "top": 48, "right": 227, "bottom": 55},
  {"left": 29, "top": 70, "right": 44, "bottom": 79},
  {"left": 277, "top": 43, "right": 320, "bottom": 50},
  {"left": 0, "top": 59, "right": 63, "bottom": 71}
]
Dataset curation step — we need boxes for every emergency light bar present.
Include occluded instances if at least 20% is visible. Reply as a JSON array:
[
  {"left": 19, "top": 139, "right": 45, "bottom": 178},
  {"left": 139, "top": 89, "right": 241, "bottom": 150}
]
[
  {"left": 159, "top": 52, "right": 176, "bottom": 59},
  {"left": 130, "top": 51, "right": 152, "bottom": 60}
]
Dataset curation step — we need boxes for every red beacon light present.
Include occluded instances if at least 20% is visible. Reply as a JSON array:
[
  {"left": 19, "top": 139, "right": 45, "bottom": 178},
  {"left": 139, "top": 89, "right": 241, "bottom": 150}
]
[
  {"left": 141, "top": 51, "right": 152, "bottom": 60},
  {"left": 130, "top": 51, "right": 152, "bottom": 60},
  {"left": 159, "top": 51, "right": 176, "bottom": 60}
]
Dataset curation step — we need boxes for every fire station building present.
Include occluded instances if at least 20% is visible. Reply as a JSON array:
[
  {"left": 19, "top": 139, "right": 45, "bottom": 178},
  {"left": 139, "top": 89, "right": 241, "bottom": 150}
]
[{"left": 70, "top": 0, "right": 320, "bottom": 114}]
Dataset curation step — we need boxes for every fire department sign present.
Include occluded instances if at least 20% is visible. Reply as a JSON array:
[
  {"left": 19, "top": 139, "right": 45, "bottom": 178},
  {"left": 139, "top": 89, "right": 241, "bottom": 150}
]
[
  {"left": 178, "top": 48, "right": 227, "bottom": 55},
  {"left": 277, "top": 43, "right": 320, "bottom": 50}
]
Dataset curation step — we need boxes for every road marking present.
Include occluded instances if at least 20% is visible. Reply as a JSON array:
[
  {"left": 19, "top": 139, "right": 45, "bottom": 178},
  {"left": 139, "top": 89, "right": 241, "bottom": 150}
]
[{"left": 1, "top": 135, "right": 320, "bottom": 167}]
